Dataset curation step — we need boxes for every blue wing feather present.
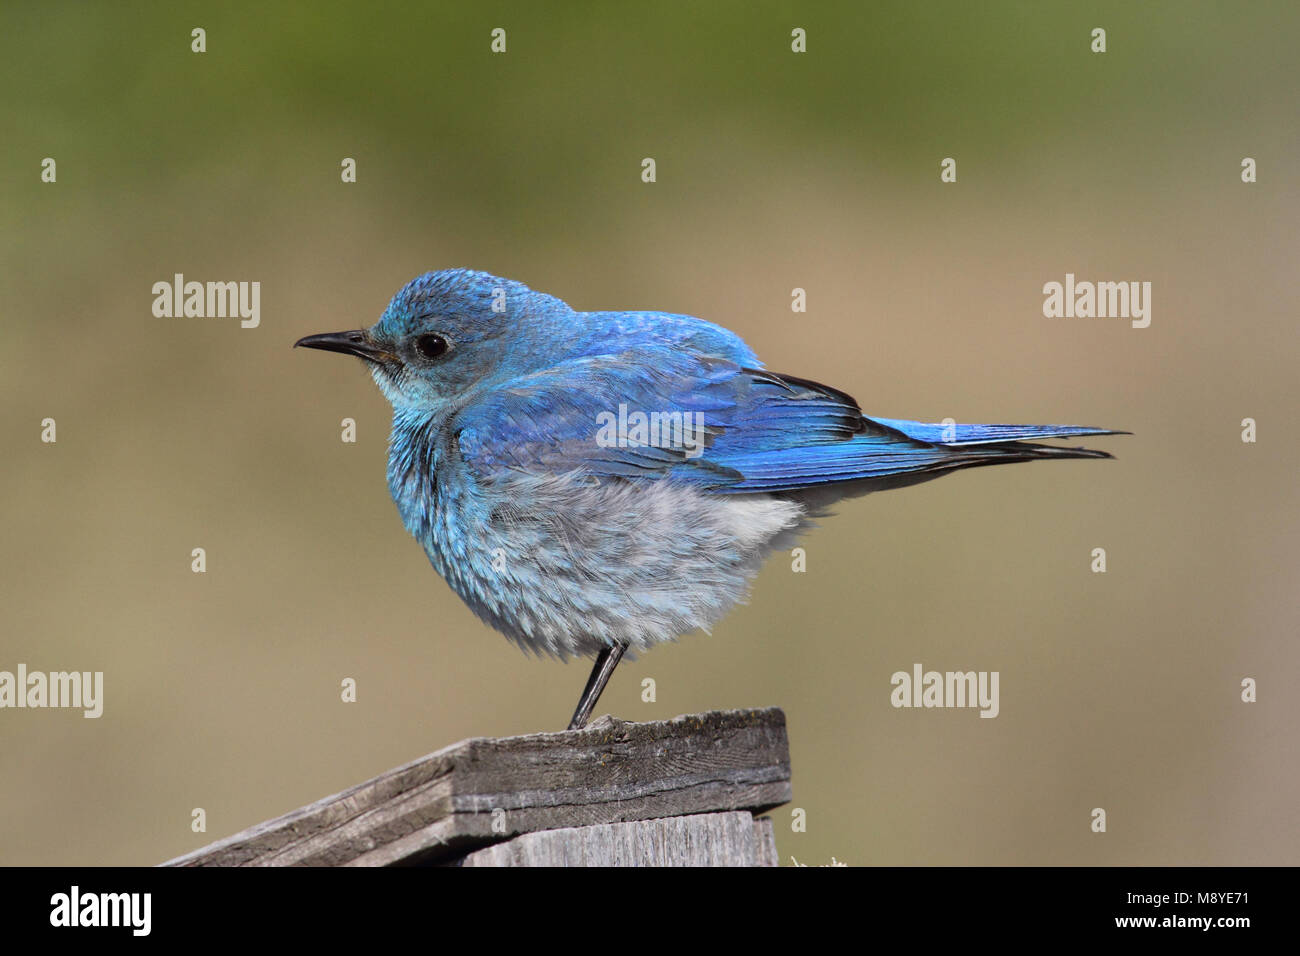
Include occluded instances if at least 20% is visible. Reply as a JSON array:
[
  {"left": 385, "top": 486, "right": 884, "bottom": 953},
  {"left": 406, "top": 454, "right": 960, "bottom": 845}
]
[{"left": 454, "top": 320, "right": 1119, "bottom": 494}]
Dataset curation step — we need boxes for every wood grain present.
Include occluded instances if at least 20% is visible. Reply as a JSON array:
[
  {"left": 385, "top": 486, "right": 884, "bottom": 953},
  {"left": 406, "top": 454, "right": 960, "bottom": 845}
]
[
  {"left": 457, "top": 811, "right": 779, "bottom": 866},
  {"left": 163, "top": 707, "right": 791, "bottom": 867}
]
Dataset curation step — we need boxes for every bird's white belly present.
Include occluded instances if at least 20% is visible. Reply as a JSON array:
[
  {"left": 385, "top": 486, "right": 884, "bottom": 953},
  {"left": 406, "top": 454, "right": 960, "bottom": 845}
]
[{"left": 421, "top": 472, "right": 808, "bottom": 658}]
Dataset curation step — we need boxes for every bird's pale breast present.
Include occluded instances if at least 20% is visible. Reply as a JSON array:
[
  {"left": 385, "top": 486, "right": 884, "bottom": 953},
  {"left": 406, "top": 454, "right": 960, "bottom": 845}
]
[{"left": 401, "top": 467, "right": 807, "bottom": 659}]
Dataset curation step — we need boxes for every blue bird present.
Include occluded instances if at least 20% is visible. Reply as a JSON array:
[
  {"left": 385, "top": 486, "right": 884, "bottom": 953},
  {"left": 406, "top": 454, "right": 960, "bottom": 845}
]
[{"left": 296, "top": 269, "right": 1122, "bottom": 730}]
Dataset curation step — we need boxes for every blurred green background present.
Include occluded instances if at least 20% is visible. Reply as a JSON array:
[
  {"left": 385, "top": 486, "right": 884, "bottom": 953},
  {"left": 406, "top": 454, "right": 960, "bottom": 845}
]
[{"left": 2, "top": 1, "right": 1297, "bottom": 866}]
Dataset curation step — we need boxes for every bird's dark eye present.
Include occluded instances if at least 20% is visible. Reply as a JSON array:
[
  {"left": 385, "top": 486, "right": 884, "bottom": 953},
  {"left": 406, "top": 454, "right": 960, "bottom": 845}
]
[{"left": 414, "top": 333, "right": 449, "bottom": 360}]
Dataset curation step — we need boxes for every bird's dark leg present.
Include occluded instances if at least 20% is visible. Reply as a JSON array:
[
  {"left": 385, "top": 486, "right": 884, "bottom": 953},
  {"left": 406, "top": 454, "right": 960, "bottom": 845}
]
[{"left": 567, "top": 642, "right": 628, "bottom": 731}]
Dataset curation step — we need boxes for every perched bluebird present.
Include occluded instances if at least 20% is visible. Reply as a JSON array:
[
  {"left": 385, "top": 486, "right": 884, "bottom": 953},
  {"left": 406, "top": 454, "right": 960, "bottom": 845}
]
[{"left": 296, "top": 269, "right": 1121, "bottom": 729}]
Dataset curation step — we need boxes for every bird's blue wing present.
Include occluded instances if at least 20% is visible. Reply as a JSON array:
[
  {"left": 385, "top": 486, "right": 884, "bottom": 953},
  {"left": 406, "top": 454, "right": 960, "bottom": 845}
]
[
  {"left": 454, "top": 348, "right": 748, "bottom": 486},
  {"left": 454, "top": 347, "right": 1120, "bottom": 493}
]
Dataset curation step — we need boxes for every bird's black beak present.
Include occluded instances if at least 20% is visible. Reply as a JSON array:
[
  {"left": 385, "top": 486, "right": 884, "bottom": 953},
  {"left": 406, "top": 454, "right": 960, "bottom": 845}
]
[{"left": 294, "top": 330, "right": 389, "bottom": 362}]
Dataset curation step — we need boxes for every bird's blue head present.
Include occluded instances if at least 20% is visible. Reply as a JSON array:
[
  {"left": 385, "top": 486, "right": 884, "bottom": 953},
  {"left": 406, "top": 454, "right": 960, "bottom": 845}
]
[{"left": 296, "top": 269, "right": 574, "bottom": 413}]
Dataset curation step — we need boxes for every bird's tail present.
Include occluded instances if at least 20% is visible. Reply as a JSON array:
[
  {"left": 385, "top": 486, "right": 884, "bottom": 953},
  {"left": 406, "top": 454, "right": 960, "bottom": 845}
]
[
  {"left": 795, "top": 418, "right": 1124, "bottom": 499},
  {"left": 868, "top": 419, "right": 1124, "bottom": 449},
  {"left": 865, "top": 417, "right": 1124, "bottom": 476}
]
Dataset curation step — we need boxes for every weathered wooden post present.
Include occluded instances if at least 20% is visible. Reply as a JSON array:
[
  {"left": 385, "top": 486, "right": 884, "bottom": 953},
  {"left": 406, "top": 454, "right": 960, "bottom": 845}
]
[{"left": 163, "top": 708, "right": 791, "bottom": 867}]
